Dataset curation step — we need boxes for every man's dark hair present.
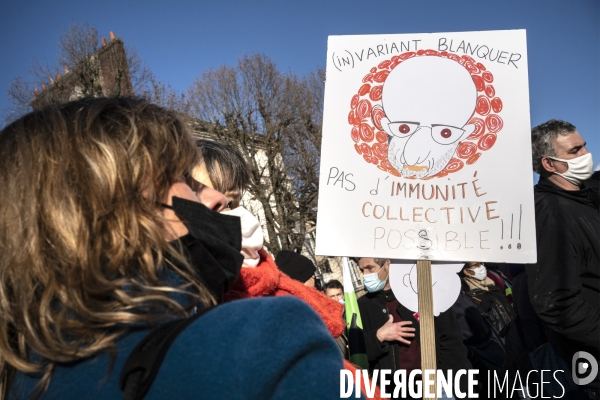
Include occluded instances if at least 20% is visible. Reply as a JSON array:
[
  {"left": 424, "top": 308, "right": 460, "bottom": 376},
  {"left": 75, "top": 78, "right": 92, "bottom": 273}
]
[
  {"left": 324, "top": 279, "right": 343, "bottom": 292},
  {"left": 351, "top": 257, "right": 388, "bottom": 267},
  {"left": 196, "top": 139, "right": 251, "bottom": 194},
  {"left": 531, "top": 119, "right": 577, "bottom": 174}
]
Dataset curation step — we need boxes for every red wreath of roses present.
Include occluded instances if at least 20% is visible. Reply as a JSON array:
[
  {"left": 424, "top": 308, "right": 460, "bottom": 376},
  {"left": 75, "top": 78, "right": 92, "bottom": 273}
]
[{"left": 348, "top": 50, "right": 504, "bottom": 179}]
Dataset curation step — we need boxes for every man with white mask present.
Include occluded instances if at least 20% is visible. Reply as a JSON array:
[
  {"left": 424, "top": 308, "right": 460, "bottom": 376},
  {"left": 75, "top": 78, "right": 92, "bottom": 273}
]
[
  {"left": 528, "top": 119, "right": 599, "bottom": 396},
  {"left": 355, "top": 257, "right": 471, "bottom": 399},
  {"left": 459, "top": 262, "right": 514, "bottom": 339}
]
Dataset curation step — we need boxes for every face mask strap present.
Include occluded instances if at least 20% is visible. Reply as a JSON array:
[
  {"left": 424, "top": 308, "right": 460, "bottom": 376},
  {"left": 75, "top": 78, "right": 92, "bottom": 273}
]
[
  {"left": 158, "top": 202, "right": 173, "bottom": 210},
  {"left": 382, "top": 263, "right": 390, "bottom": 283}
]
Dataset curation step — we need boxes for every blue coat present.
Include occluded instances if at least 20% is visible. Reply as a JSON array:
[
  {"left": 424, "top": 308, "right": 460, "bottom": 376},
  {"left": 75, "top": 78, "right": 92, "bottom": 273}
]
[{"left": 12, "top": 296, "right": 359, "bottom": 399}]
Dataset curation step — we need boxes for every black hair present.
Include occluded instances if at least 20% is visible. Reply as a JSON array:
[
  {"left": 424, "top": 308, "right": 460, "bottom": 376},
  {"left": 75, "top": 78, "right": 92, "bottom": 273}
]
[
  {"left": 531, "top": 119, "right": 577, "bottom": 174},
  {"left": 323, "top": 279, "right": 343, "bottom": 292},
  {"left": 196, "top": 139, "right": 251, "bottom": 194}
]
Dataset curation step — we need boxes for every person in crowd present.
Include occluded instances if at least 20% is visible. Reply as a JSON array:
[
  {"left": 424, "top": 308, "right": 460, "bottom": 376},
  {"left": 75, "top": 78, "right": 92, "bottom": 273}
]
[
  {"left": 324, "top": 280, "right": 350, "bottom": 359},
  {"left": 0, "top": 97, "right": 354, "bottom": 399},
  {"left": 523, "top": 119, "right": 599, "bottom": 398},
  {"left": 459, "top": 262, "right": 514, "bottom": 339},
  {"left": 192, "top": 139, "right": 381, "bottom": 398},
  {"left": 485, "top": 263, "right": 514, "bottom": 307},
  {"left": 504, "top": 262, "right": 554, "bottom": 398},
  {"left": 193, "top": 139, "right": 263, "bottom": 269},
  {"left": 193, "top": 139, "right": 250, "bottom": 211},
  {"left": 192, "top": 140, "right": 342, "bottom": 327},
  {"left": 324, "top": 279, "right": 345, "bottom": 303},
  {"left": 452, "top": 262, "right": 513, "bottom": 397},
  {"left": 275, "top": 250, "right": 319, "bottom": 288},
  {"left": 355, "top": 257, "right": 471, "bottom": 399}
]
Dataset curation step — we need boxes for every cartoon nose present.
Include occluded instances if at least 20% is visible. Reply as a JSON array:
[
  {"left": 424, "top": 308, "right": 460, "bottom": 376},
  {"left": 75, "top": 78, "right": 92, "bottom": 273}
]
[
  {"left": 403, "top": 127, "right": 434, "bottom": 166},
  {"left": 196, "top": 184, "right": 228, "bottom": 212}
]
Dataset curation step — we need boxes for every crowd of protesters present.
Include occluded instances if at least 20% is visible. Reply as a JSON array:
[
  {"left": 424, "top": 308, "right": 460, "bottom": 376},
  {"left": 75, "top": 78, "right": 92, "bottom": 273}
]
[{"left": 0, "top": 96, "right": 597, "bottom": 400}]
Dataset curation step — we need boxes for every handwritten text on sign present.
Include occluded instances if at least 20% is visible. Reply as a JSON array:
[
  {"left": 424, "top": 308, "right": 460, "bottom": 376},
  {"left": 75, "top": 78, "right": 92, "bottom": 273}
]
[{"left": 316, "top": 30, "right": 535, "bottom": 263}]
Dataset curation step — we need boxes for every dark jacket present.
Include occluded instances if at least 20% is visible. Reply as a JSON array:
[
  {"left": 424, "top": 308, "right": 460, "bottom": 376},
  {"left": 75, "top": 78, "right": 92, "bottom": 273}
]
[
  {"left": 506, "top": 265, "right": 547, "bottom": 360},
  {"left": 459, "top": 277, "right": 515, "bottom": 339},
  {"left": 452, "top": 291, "right": 507, "bottom": 397},
  {"left": 358, "top": 289, "right": 471, "bottom": 395},
  {"left": 526, "top": 176, "right": 600, "bottom": 389}
]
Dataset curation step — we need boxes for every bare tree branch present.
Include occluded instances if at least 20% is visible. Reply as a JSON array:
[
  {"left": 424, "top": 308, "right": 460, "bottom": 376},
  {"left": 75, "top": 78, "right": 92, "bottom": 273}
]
[
  {"left": 139, "top": 73, "right": 189, "bottom": 113},
  {"left": 3, "top": 23, "right": 155, "bottom": 125},
  {"left": 186, "top": 54, "right": 323, "bottom": 254},
  {"left": 57, "top": 23, "right": 99, "bottom": 69}
]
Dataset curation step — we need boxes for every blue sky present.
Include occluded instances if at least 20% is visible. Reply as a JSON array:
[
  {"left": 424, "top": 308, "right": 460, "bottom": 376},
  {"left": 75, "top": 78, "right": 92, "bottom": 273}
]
[{"left": 1, "top": 0, "right": 598, "bottom": 166}]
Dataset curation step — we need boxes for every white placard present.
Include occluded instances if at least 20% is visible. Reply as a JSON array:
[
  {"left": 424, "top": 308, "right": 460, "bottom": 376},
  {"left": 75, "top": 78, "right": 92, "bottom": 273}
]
[
  {"left": 315, "top": 30, "right": 536, "bottom": 263},
  {"left": 389, "top": 260, "right": 463, "bottom": 316}
]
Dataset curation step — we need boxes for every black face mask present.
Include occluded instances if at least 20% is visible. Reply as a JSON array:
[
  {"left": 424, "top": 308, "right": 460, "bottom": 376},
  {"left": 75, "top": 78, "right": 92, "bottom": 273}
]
[{"left": 167, "top": 197, "right": 244, "bottom": 303}]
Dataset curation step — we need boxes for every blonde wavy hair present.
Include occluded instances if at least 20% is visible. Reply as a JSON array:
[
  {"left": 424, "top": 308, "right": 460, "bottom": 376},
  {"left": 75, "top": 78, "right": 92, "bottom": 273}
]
[{"left": 0, "top": 97, "right": 215, "bottom": 396}]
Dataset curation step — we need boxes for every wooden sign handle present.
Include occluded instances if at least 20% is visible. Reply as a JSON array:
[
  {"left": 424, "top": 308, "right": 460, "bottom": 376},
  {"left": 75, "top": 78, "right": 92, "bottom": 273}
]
[{"left": 417, "top": 260, "right": 437, "bottom": 399}]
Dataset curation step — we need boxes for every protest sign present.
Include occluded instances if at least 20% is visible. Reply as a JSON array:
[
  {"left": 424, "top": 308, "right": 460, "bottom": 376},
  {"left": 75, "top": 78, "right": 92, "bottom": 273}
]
[{"left": 316, "top": 29, "right": 536, "bottom": 264}]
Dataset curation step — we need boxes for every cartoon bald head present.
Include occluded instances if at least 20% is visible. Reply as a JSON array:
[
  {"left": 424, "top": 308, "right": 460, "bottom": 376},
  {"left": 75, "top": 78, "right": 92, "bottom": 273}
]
[{"left": 380, "top": 56, "right": 477, "bottom": 178}]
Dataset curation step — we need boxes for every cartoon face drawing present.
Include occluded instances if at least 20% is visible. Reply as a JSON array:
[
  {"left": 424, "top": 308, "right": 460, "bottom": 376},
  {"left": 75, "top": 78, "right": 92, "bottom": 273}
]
[
  {"left": 402, "top": 263, "right": 436, "bottom": 294},
  {"left": 349, "top": 51, "right": 504, "bottom": 179},
  {"left": 379, "top": 56, "right": 477, "bottom": 178},
  {"left": 389, "top": 260, "right": 463, "bottom": 316}
]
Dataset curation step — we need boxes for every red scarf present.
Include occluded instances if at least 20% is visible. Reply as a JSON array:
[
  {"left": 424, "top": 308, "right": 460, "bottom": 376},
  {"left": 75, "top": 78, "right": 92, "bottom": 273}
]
[{"left": 225, "top": 249, "right": 382, "bottom": 399}]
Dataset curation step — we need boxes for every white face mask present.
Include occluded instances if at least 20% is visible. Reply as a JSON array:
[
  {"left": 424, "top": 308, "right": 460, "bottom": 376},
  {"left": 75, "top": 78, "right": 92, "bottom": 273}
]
[
  {"left": 471, "top": 264, "right": 487, "bottom": 281},
  {"left": 338, "top": 298, "right": 345, "bottom": 305},
  {"left": 548, "top": 153, "right": 594, "bottom": 186},
  {"left": 221, "top": 206, "right": 264, "bottom": 267}
]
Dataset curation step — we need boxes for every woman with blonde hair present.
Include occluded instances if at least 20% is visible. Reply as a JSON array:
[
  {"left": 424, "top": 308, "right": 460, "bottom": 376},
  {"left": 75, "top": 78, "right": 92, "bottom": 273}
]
[{"left": 0, "top": 97, "right": 351, "bottom": 399}]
